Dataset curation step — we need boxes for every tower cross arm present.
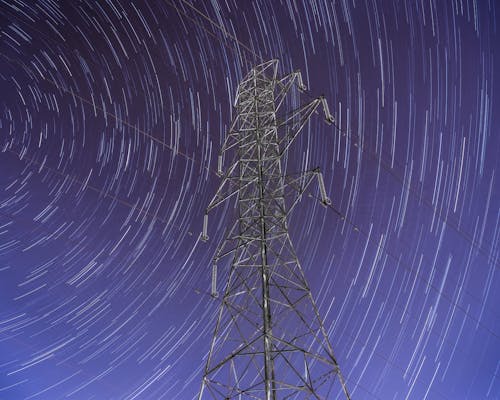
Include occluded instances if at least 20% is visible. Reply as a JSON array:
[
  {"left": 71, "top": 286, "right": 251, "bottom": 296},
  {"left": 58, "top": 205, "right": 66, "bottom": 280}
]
[
  {"left": 277, "top": 96, "right": 335, "bottom": 157},
  {"left": 274, "top": 70, "right": 307, "bottom": 111},
  {"left": 201, "top": 173, "right": 246, "bottom": 241},
  {"left": 280, "top": 168, "right": 332, "bottom": 218}
]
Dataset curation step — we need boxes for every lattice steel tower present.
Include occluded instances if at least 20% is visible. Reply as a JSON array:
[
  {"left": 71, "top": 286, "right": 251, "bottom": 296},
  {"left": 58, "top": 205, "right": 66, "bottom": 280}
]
[{"left": 200, "top": 60, "right": 351, "bottom": 400}]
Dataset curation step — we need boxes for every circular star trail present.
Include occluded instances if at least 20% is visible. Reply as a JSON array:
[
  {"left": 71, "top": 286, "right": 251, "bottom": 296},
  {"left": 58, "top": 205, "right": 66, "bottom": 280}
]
[{"left": 0, "top": 1, "right": 499, "bottom": 399}]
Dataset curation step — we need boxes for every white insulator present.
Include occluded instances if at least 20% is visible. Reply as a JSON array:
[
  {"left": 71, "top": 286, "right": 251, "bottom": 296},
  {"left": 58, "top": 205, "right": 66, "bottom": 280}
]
[
  {"left": 296, "top": 71, "right": 307, "bottom": 91},
  {"left": 320, "top": 97, "right": 335, "bottom": 124},
  {"left": 202, "top": 213, "right": 209, "bottom": 241},
  {"left": 211, "top": 264, "right": 218, "bottom": 298},
  {"left": 217, "top": 155, "right": 223, "bottom": 176},
  {"left": 317, "top": 172, "right": 331, "bottom": 207}
]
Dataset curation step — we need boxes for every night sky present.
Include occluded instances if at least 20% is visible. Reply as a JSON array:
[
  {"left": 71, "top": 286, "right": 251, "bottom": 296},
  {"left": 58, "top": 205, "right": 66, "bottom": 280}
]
[{"left": 0, "top": 1, "right": 499, "bottom": 399}]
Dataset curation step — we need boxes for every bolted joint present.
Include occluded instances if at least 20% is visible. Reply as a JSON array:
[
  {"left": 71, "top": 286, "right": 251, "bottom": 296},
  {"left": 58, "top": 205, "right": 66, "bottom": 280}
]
[{"left": 201, "top": 213, "right": 209, "bottom": 241}]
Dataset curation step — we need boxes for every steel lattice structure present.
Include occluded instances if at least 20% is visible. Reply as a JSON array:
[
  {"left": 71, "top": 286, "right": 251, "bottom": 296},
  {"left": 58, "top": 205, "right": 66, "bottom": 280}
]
[{"left": 199, "top": 60, "right": 351, "bottom": 400}]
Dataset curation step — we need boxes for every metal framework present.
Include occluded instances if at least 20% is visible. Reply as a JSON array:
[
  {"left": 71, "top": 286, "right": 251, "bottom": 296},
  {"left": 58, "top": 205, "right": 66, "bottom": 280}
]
[{"left": 199, "top": 60, "right": 351, "bottom": 400}]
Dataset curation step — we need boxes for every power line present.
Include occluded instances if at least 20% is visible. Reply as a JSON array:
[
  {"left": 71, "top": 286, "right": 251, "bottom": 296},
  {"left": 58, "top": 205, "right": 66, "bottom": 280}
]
[
  {"left": 315, "top": 193, "right": 500, "bottom": 340},
  {"left": 0, "top": 53, "right": 198, "bottom": 166},
  {"left": 165, "top": 0, "right": 500, "bottom": 338},
  {"left": 4, "top": 0, "right": 499, "bottom": 367},
  {"left": 165, "top": 0, "right": 498, "bottom": 267},
  {"left": 2, "top": 0, "right": 495, "bottom": 335},
  {"left": 335, "top": 127, "right": 499, "bottom": 268},
  {"left": 3, "top": 149, "right": 178, "bottom": 228},
  {"left": 174, "top": 0, "right": 263, "bottom": 64},
  {"left": 1, "top": 2, "right": 496, "bottom": 398}
]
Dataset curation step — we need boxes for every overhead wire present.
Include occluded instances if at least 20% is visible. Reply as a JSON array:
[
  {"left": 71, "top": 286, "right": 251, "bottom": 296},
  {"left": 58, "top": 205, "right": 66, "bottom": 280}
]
[
  {"left": 160, "top": 1, "right": 499, "bottom": 398},
  {"left": 1, "top": 0, "right": 495, "bottom": 333},
  {"left": 2, "top": 0, "right": 493, "bottom": 266},
  {"left": 309, "top": 191, "right": 499, "bottom": 337},
  {"left": 0, "top": 53, "right": 197, "bottom": 165},
  {"left": 0, "top": 22, "right": 215, "bottom": 235},
  {"left": 164, "top": 0, "right": 500, "bottom": 332},
  {"left": 3, "top": 149, "right": 178, "bottom": 228},
  {"left": 175, "top": 0, "right": 262, "bottom": 64},
  {"left": 329, "top": 122, "right": 498, "bottom": 268},
  {"left": 2, "top": 0, "right": 498, "bottom": 385},
  {"left": 1, "top": 1, "right": 497, "bottom": 398},
  {"left": 170, "top": 0, "right": 497, "bottom": 267}
]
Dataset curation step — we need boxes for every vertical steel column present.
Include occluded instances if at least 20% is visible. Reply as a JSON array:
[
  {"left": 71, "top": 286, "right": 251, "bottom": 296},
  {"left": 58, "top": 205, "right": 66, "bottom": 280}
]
[{"left": 253, "top": 69, "right": 276, "bottom": 400}]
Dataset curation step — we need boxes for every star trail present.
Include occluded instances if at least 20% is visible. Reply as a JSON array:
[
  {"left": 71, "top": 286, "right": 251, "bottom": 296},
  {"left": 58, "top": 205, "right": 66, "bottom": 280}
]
[{"left": 0, "top": 1, "right": 499, "bottom": 399}]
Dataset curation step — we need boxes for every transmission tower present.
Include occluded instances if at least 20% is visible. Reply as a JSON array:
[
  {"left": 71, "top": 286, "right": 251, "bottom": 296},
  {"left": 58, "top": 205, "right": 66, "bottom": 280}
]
[{"left": 199, "top": 60, "right": 351, "bottom": 400}]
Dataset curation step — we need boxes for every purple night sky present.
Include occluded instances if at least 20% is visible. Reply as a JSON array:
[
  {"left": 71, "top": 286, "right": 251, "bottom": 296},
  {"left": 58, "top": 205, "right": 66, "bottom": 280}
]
[{"left": 0, "top": 1, "right": 499, "bottom": 399}]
